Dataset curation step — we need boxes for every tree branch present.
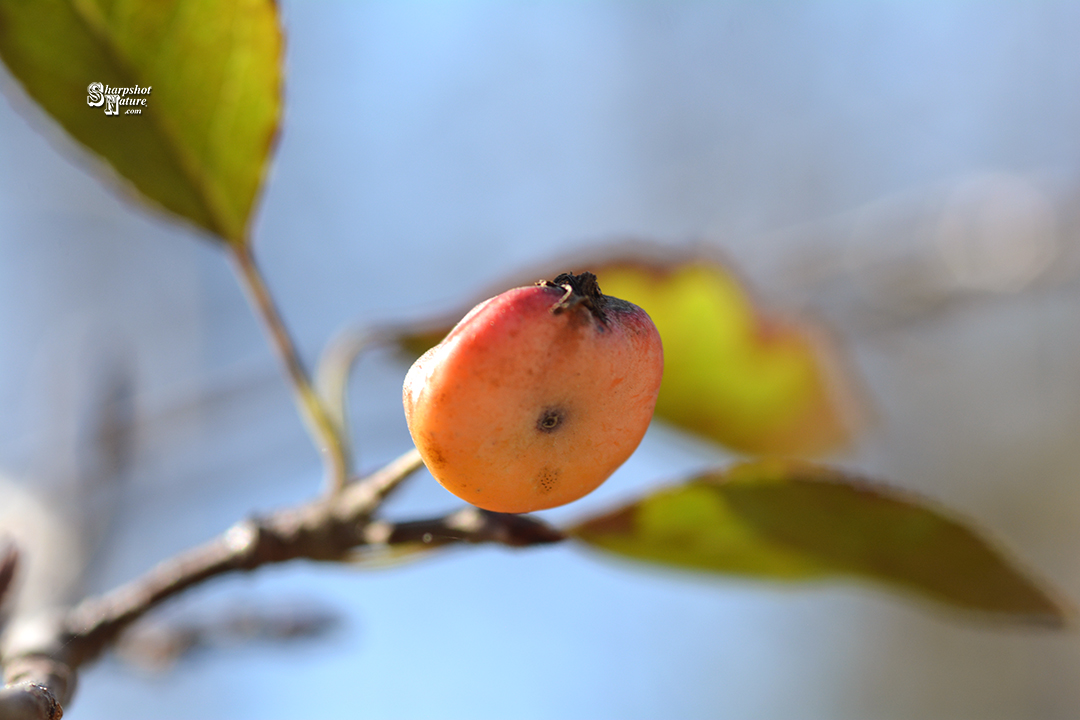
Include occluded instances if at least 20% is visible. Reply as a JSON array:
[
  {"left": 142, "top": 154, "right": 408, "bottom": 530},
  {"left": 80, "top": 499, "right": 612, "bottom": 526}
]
[{"left": 0, "top": 450, "right": 566, "bottom": 718}]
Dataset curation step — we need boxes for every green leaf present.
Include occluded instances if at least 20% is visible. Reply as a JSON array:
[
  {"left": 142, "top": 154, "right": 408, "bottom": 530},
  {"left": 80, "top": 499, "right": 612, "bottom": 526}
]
[
  {"left": 0, "top": 0, "right": 282, "bottom": 246},
  {"left": 570, "top": 460, "right": 1067, "bottom": 624}
]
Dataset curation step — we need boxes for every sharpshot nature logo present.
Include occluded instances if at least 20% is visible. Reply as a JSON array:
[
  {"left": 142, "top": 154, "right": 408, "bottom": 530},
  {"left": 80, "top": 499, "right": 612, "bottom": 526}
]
[{"left": 87, "top": 81, "right": 152, "bottom": 116}]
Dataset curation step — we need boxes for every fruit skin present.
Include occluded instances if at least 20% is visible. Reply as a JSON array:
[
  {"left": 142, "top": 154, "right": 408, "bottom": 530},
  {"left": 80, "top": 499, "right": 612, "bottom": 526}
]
[{"left": 403, "top": 272, "right": 663, "bottom": 513}]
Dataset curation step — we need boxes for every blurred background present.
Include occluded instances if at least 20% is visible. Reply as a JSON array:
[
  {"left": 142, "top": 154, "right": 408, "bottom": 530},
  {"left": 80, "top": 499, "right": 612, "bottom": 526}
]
[{"left": 2, "top": 2, "right": 1080, "bottom": 718}]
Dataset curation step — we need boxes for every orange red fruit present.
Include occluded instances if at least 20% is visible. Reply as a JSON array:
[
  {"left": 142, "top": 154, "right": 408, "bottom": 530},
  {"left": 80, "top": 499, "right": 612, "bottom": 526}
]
[{"left": 403, "top": 272, "right": 663, "bottom": 513}]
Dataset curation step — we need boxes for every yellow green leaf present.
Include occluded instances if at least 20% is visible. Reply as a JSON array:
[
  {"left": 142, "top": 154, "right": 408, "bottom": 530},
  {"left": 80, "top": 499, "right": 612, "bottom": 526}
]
[
  {"left": 0, "top": 0, "right": 282, "bottom": 246},
  {"left": 570, "top": 460, "right": 1067, "bottom": 624},
  {"left": 592, "top": 258, "right": 858, "bottom": 456}
]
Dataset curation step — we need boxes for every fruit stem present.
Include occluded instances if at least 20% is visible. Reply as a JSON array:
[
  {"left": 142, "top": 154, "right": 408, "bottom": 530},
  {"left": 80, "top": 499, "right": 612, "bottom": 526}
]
[
  {"left": 229, "top": 245, "right": 350, "bottom": 495},
  {"left": 541, "top": 271, "right": 609, "bottom": 324}
]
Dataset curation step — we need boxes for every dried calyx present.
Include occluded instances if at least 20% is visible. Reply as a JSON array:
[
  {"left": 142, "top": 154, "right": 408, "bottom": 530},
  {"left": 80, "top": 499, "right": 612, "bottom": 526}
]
[{"left": 538, "top": 271, "right": 609, "bottom": 324}]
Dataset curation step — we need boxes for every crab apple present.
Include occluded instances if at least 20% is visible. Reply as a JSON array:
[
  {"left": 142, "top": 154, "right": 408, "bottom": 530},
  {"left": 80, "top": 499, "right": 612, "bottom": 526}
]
[{"left": 403, "top": 272, "right": 663, "bottom": 513}]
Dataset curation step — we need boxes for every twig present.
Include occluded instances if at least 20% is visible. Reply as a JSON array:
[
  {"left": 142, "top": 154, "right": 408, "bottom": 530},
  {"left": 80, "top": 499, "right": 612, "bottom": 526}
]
[
  {"left": 0, "top": 672, "right": 63, "bottom": 720},
  {"left": 229, "top": 245, "right": 350, "bottom": 495},
  {"left": 342, "top": 447, "right": 425, "bottom": 518},
  {"left": 0, "top": 451, "right": 566, "bottom": 719},
  {"left": 315, "top": 325, "right": 395, "bottom": 471},
  {"left": 0, "top": 541, "right": 17, "bottom": 613},
  {"left": 373, "top": 507, "right": 567, "bottom": 548}
]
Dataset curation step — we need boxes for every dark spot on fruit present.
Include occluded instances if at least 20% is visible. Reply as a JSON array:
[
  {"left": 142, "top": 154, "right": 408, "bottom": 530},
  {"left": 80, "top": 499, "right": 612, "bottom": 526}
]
[
  {"left": 536, "top": 407, "right": 567, "bottom": 433},
  {"left": 536, "top": 467, "right": 559, "bottom": 493},
  {"left": 424, "top": 435, "right": 447, "bottom": 469}
]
